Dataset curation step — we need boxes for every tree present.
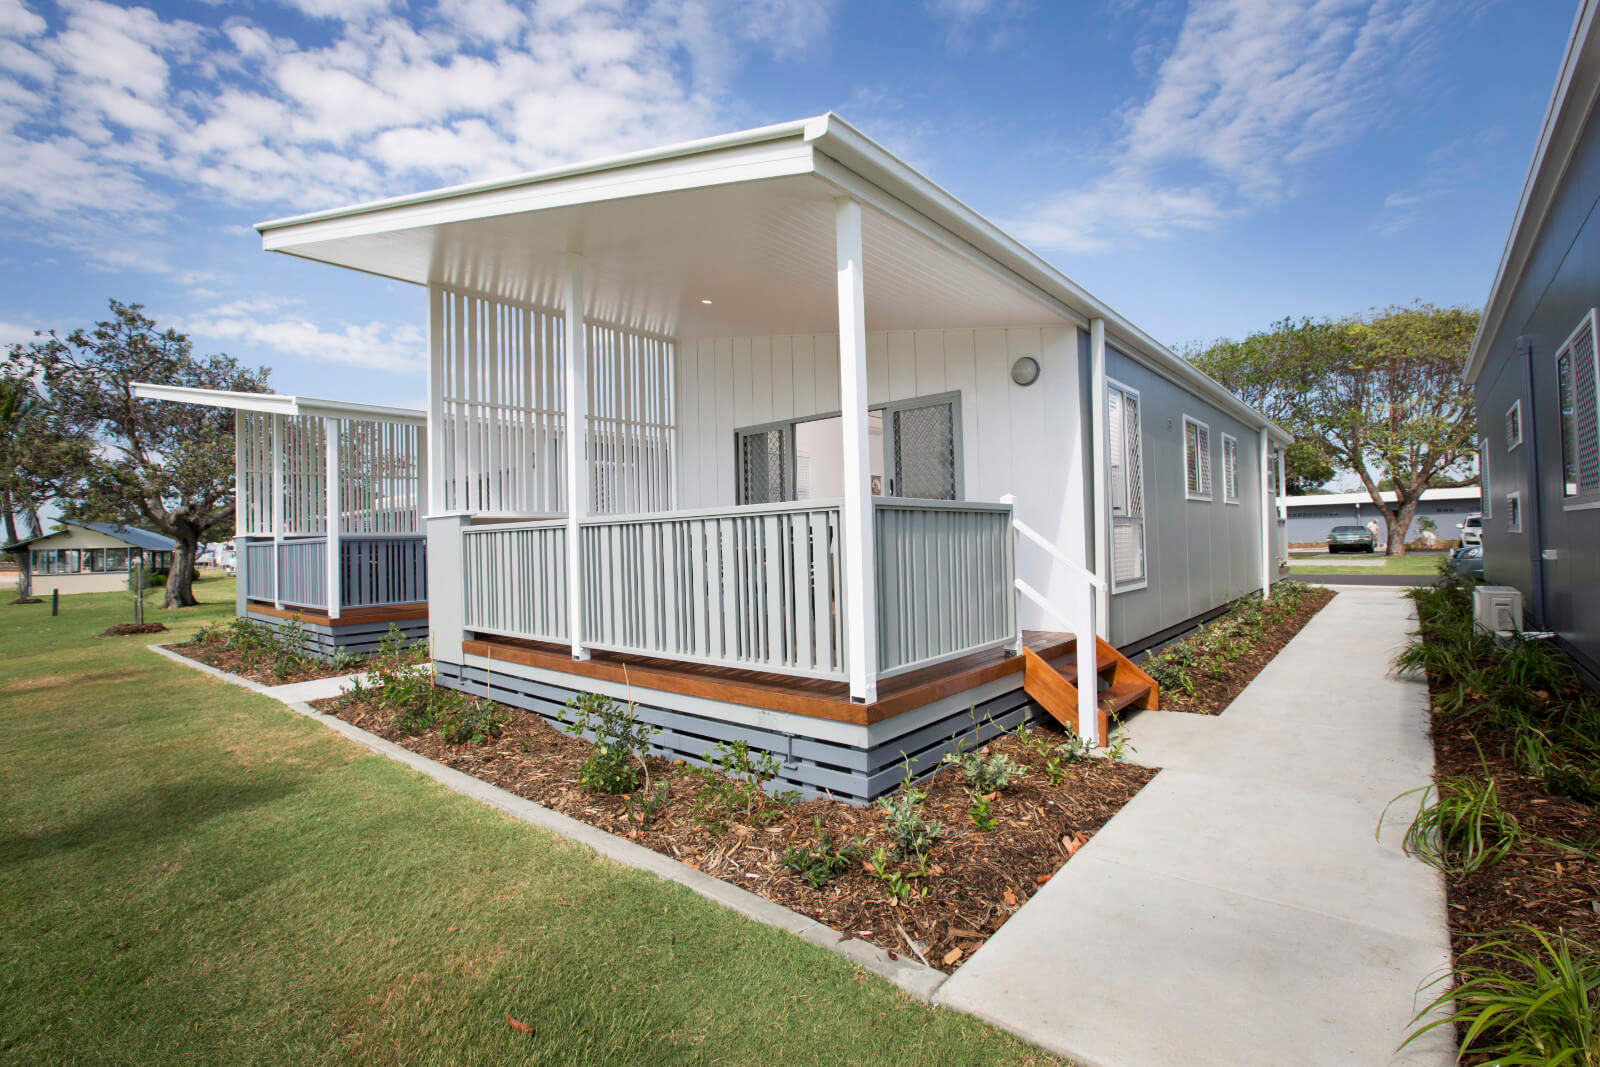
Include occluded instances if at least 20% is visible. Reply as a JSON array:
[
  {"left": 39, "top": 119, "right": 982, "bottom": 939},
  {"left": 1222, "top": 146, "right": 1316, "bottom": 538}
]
[
  {"left": 13, "top": 300, "right": 269, "bottom": 607},
  {"left": 1189, "top": 303, "right": 1479, "bottom": 555},
  {"left": 0, "top": 368, "right": 91, "bottom": 549}
]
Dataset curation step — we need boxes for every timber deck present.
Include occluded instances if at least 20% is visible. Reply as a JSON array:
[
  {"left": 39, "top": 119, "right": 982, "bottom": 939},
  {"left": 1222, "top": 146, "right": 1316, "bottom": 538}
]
[
  {"left": 462, "top": 630, "right": 1073, "bottom": 726},
  {"left": 246, "top": 601, "right": 429, "bottom": 626}
]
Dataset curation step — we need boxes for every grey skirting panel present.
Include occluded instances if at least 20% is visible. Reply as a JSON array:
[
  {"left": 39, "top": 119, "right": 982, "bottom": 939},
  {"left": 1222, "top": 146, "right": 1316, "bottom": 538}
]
[
  {"left": 434, "top": 658, "right": 1044, "bottom": 803},
  {"left": 243, "top": 608, "right": 428, "bottom": 661}
]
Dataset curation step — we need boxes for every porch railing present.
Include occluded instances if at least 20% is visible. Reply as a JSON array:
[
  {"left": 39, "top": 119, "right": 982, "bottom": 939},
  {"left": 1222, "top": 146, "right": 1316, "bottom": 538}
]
[
  {"left": 461, "top": 520, "right": 569, "bottom": 643},
  {"left": 873, "top": 499, "right": 1015, "bottom": 676},
  {"left": 245, "top": 535, "right": 427, "bottom": 612},
  {"left": 580, "top": 501, "right": 846, "bottom": 678},
  {"left": 458, "top": 497, "right": 1017, "bottom": 684}
]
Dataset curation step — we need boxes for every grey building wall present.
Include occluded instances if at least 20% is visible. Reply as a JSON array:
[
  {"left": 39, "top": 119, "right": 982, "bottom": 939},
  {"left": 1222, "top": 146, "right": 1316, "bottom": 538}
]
[
  {"left": 1284, "top": 495, "right": 1480, "bottom": 545},
  {"left": 1103, "top": 344, "right": 1269, "bottom": 651},
  {"left": 1473, "top": 84, "right": 1600, "bottom": 679}
]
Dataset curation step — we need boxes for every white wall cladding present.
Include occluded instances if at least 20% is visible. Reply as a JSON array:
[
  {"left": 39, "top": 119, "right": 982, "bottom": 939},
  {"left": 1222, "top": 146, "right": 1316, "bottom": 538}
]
[
  {"left": 431, "top": 286, "right": 677, "bottom": 518},
  {"left": 675, "top": 326, "right": 1087, "bottom": 632},
  {"left": 236, "top": 411, "right": 423, "bottom": 536}
]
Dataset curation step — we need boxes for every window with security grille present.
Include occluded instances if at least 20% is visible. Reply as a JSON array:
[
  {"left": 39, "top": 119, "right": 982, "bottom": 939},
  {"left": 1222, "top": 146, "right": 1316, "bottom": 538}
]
[
  {"left": 1505, "top": 400, "right": 1523, "bottom": 451},
  {"left": 1108, "top": 381, "right": 1146, "bottom": 589},
  {"left": 737, "top": 426, "right": 791, "bottom": 504},
  {"left": 1184, "top": 416, "right": 1212, "bottom": 501},
  {"left": 1480, "top": 436, "right": 1492, "bottom": 519},
  {"left": 889, "top": 399, "right": 957, "bottom": 500},
  {"left": 1557, "top": 309, "right": 1600, "bottom": 500},
  {"left": 1222, "top": 434, "right": 1239, "bottom": 503},
  {"left": 1507, "top": 491, "right": 1522, "bottom": 534}
]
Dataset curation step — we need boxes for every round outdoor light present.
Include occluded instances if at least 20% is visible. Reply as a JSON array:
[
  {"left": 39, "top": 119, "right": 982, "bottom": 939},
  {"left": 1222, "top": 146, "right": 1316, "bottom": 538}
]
[{"left": 1010, "top": 355, "right": 1040, "bottom": 386}]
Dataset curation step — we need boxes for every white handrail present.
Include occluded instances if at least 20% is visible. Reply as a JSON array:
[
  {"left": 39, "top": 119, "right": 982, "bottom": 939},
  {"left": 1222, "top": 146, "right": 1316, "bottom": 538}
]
[
  {"left": 999, "top": 494, "right": 1106, "bottom": 590},
  {"left": 1015, "top": 578, "right": 1076, "bottom": 626}
]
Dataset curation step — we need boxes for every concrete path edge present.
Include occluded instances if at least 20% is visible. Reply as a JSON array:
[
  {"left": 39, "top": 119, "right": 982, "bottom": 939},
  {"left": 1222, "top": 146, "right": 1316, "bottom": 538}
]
[{"left": 146, "top": 643, "right": 948, "bottom": 1003}]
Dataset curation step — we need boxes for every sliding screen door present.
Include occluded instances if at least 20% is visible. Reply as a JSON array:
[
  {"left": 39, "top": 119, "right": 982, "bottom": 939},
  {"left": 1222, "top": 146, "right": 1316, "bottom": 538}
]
[
  {"left": 736, "top": 425, "right": 793, "bottom": 505},
  {"left": 886, "top": 394, "right": 959, "bottom": 500}
]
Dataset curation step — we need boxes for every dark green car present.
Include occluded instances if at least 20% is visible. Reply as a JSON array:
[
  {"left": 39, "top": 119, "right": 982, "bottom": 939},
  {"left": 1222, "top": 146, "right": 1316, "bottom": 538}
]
[{"left": 1328, "top": 524, "right": 1376, "bottom": 553}]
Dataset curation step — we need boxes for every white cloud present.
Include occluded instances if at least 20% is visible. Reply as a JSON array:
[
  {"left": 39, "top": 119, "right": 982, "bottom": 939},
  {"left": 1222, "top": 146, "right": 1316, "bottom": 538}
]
[
  {"left": 0, "top": 320, "right": 47, "bottom": 347},
  {"left": 180, "top": 299, "right": 426, "bottom": 374},
  {"left": 0, "top": 0, "right": 46, "bottom": 37},
  {"left": 1014, "top": 0, "right": 1444, "bottom": 252}
]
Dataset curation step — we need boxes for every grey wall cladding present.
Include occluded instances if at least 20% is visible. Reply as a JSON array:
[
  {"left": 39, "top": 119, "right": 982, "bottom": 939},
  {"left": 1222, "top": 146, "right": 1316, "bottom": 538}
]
[
  {"left": 434, "top": 658, "right": 1045, "bottom": 803},
  {"left": 243, "top": 607, "right": 428, "bottom": 660}
]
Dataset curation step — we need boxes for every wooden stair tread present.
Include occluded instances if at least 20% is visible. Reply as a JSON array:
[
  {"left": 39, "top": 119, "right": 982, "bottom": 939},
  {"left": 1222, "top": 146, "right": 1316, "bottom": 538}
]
[
  {"left": 1102, "top": 680, "right": 1154, "bottom": 715},
  {"left": 1021, "top": 638, "right": 1161, "bottom": 747}
]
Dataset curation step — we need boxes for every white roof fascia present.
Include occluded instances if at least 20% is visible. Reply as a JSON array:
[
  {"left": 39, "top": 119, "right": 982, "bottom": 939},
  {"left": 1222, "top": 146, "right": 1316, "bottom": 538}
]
[
  {"left": 1282, "top": 487, "right": 1482, "bottom": 508},
  {"left": 802, "top": 114, "right": 1291, "bottom": 444},
  {"left": 1465, "top": 0, "right": 1600, "bottom": 383},
  {"left": 132, "top": 383, "right": 426, "bottom": 425}
]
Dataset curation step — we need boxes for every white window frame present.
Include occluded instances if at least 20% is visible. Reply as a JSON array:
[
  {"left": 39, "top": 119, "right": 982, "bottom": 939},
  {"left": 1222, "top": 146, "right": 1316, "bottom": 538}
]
[
  {"left": 1505, "top": 399, "right": 1523, "bottom": 452},
  {"left": 1480, "top": 436, "right": 1492, "bottom": 520},
  {"left": 1221, "top": 432, "right": 1240, "bottom": 504},
  {"left": 1107, "top": 377, "right": 1148, "bottom": 594},
  {"left": 1506, "top": 490, "right": 1522, "bottom": 534},
  {"left": 1183, "top": 415, "right": 1213, "bottom": 502},
  {"left": 1556, "top": 308, "right": 1600, "bottom": 510}
]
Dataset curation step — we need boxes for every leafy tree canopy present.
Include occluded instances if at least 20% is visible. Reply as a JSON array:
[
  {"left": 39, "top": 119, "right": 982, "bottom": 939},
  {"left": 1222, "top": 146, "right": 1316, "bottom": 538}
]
[
  {"left": 11, "top": 300, "right": 269, "bottom": 607},
  {"left": 1188, "top": 302, "right": 1479, "bottom": 554}
]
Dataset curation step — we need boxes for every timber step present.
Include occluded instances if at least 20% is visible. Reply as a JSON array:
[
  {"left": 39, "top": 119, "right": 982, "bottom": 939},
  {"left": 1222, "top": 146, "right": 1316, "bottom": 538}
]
[{"left": 1022, "top": 637, "right": 1159, "bottom": 747}]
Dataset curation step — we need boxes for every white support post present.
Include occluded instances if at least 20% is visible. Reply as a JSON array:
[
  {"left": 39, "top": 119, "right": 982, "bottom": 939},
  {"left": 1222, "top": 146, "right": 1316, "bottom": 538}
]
[
  {"left": 426, "top": 285, "right": 444, "bottom": 517},
  {"left": 1089, "top": 317, "right": 1110, "bottom": 637},
  {"left": 563, "top": 252, "right": 591, "bottom": 661},
  {"left": 998, "top": 493, "right": 1024, "bottom": 657},
  {"left": 326, "top": 416, "right": 341, "bottom": 621},
  {"left": 1259, "top": 430, "right": 1272, "bottom": 597},
  {"left": 1277, "top": 443, "right": 1288, "bottom": 519},
  {"left": 271, "top": 412, "right": 284, "bottom": 610},
  {"left": 836, "top": 198, "right": 877, "bottom": 703}
]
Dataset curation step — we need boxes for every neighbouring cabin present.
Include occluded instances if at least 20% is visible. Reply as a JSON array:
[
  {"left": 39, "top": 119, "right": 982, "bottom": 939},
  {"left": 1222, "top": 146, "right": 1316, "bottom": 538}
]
[
  {"left": 4, "top": 521, "right": 176, "bottom": 596},
  {"left": 1465, "top": 0, "right": 1600, "bottom": 683},
  {"left": 1283, "top": 487, "right": 1482, "bottom": 547},
  {"left": 255, "top": 114, "right": 1291, "bottom": 799},
  {"left": 131, "top": 385, "right": 431, "bottom": 659}
]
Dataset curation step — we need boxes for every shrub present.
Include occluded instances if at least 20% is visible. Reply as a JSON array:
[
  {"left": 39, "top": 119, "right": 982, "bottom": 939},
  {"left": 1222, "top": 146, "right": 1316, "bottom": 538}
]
[
  {"left": 781, "top": 817, "right": 861, "bottom": 889},
  {"left": 564, "top": 692, "right": 655, "bottom": 795},
  {"left": 1383, "top": 777, "right": 1520, "bottom": 877},
  {"left": 942, "top": 747, "right": 1022, "bottom": 795},
  {"left": 1404, "top": 927, "right": 1599, "bottom": 1065},
  {"left": 626, "top": 783, "right": 671, "bottom": 828},
  {"left": 876, "top": 782, "right": 942, "bottom": 860},
  {"left": 691, "top": 739, "right": 795, "bottom": 831}
]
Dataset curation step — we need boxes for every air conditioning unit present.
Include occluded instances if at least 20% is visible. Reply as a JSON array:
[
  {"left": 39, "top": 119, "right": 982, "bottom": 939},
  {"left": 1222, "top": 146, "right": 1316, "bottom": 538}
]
[{"left": 1473, "top": 585, "right": 1524, "bottom": 637}]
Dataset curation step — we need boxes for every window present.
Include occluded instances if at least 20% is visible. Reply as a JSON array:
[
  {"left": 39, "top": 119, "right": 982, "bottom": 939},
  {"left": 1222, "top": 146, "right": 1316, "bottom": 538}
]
[
  {"left": 1505, "top": 400, "right": 1523, "bottom": 451},
  {"left": 104, "top": 548, "right": 129, "bottom": 572},
  {"left": 1480, "top": 436, "right": 1492, "bottom": 519},
  {"left": 1221, "top": 433, "right": 1240, "bottom": 503},
  {"left": 1507, "top": 491, "right": 1522, "bottom": 534},
  {"left": 1556, "top": 309, "right": 1600, "bottom": 502},
  {"left": 1107, "top": 380, "right": 1146, "bottom": 591},
  {"left": 1183, "top": 416, "right": 1212, "bottom": 501}
]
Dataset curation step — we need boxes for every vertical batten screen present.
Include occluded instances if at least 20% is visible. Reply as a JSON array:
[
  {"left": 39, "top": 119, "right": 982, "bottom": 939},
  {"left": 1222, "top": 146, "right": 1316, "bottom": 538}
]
[
  {"left": 280, "top": 415, "right": 327, "bottom": 535},
  {"left": 333, "top": 418, "right": 423, "bottom": 534},
  {"left": 434, "top": 287, "right": 568, "bottom": 516},
  {"left": 432, "top": 287, "right": 678, "bottom": 517},
  {"left": 239, "top": 412, "right": 275, "bottom": 536},
  {"left": 586, "top": 323, "right": 676, "bottom": 515}
]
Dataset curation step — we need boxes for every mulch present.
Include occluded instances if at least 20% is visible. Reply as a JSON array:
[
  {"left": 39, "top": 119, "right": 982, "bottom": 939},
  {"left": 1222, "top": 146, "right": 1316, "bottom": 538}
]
[
  {"left": 1425, "top": 691, "right": 1600, "bottom": 962},
  {"left": 9, "top": 597, "right": 43, "bottom": 605},
  {"left": 167, "top": 641, "right": 359, "bottom": 686},
  {"left": 1157, "top": 586, "right": 1336, "bottom": 715},
  {"left": 315, "top": 690, "right": 1156, "bottom": 973},
  {"left": 97, "top": 623, "right": 170, "bottom": 637}
]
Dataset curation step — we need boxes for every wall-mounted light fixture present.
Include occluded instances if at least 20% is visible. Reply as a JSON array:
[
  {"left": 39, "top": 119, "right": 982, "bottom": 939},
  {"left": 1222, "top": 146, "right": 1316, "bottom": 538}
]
[
  {"left": 1010, "top": 355, "right": 1040, "bottom": 387},
  {"left": 700, "top": 299, "right": 713, "bottom": 305}
]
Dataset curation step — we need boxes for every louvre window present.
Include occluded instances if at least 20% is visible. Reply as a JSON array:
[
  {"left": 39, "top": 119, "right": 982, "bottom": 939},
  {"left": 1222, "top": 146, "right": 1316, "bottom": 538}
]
[
  {"left": 1507, "top": 491, "right": 1522, "bottom": 534},
  {"left": 1108, "top": 382, "right": 1147, "bottom": 590},
  {"left": 1480, "top": 437, "right": 1492, "bottom": 519},
  {"left": 1557, "top": 309, "right": 1600, "bottom": 500},
  {"left": 1222, "top": 433, "right": 1240, "bottom": 503},
  {"left": 1184, "top": 416, "right": 1212, "bottom": 501},
  {"left": 1505, "top": 400, "right": 1523, "bottom": 451}
]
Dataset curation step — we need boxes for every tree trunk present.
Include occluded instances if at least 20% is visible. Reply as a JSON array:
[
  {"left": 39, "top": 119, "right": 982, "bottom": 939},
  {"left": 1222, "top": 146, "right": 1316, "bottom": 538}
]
[
  {"left": 1, "top": 489, "right": 17, "bottom": 548},
  {"left": 1388, "top": 497, "right": 1422, "bottom": 556},
  {"left": 164, "top": 535, "right": 199, "bottom": 608}
]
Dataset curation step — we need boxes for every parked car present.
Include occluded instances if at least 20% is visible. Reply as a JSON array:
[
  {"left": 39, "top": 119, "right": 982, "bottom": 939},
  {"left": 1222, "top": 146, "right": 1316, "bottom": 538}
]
[
  {"left": 1327, "top": 524, "right": 1376, "bottom": 553},
  {"left": 1457, "top": 514, "right": 1483, "bottom": 547},
  {"left": 1450, "top": 544, "right": 1485, "bottom": 581}
]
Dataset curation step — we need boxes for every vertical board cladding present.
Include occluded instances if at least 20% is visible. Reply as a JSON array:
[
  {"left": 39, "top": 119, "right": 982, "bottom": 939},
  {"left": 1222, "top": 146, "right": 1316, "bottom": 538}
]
[
  {"left": 673, "top": 325, "right": 1084, "bottom": 631},
  {"left": 1470, "top": 90, "right": 1600, "bottom": 677},
  {"left": 1103, "top": 345, "right": 1266, "bottom": 651}
]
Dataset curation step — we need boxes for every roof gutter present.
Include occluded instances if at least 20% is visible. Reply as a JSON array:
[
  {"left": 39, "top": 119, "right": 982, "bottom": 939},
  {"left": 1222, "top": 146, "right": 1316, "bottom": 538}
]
[{"left": 132, "top": 383, "right": 426, "bottom": 425}]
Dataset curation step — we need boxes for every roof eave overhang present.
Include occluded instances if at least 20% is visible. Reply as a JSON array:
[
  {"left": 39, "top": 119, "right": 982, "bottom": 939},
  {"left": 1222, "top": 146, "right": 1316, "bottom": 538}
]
[
  {"left": 1465, "top": 0, "right": 1600, "bottom": 384},
  {"left": 131, "top": 383, "right": 426, "bottom": 425}
]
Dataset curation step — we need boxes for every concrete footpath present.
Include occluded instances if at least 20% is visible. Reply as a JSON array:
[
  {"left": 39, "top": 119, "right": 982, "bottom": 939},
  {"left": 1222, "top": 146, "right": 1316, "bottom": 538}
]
[{"left": 936, "top": 586, "right": 1454, "bottom": 1066}]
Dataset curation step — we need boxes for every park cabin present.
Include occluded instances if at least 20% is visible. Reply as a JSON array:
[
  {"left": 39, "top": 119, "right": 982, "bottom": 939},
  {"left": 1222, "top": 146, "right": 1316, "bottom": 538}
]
[
  {"left": 254, "top": 114, "right": 1292, "bottom": 800},
  {"left": 131, "top": 385, "right": 430, "bottom": 659},
  {"left": 1464, "top": 0, "right": 1600, "bottom": 683},
  {"left": 5, "top": 520, "right": 175, "bottom": 597}
]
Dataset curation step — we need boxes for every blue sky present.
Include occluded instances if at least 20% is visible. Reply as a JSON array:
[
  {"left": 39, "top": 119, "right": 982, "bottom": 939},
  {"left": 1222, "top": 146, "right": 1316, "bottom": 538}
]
[{"left": 0, "top": 0, "right": 1579, "bottom": 412}]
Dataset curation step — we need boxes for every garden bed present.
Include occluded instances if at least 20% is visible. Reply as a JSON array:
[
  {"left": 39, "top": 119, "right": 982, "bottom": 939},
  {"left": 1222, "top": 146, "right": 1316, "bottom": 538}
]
[
  {"left": 1394, "top": 578, "right": 1599, "bottom": 1063},
  {"left": 315, "top": 680, "right": 1155, "bottom": 974},
  {"left": 168, "top": 615, "right": 379, "bottom": 686},
  {"left": 1144, "top": 584, "right": 1334, "bottom": 715},
  {"left": 98, "top": 622, "right": 169, "bottom": 637}
]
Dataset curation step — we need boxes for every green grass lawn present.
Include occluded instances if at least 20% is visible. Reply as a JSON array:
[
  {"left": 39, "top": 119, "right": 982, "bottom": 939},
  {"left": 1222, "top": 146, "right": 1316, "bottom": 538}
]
[
  {"left": 0, "top": 579, "right": 1054, "bottom": 1065},
  {"left": 1288, "top": 553, "right": 1448, "bottom": 575}
]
